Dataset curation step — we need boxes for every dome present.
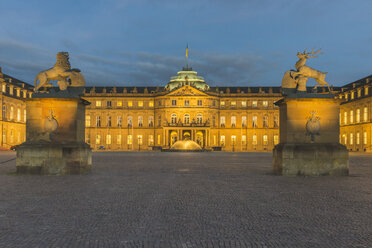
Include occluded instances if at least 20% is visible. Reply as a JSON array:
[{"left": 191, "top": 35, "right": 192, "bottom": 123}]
[
  {"left": 165, "top": 67, "right": 209, "bottom": 91},
  {"left": 170, "top": 140, "right": 202, "bottom": 151}
]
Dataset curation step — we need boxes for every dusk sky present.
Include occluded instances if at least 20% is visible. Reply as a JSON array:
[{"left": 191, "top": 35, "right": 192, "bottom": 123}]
[{"left": 0, "top": 0, "right": 371, "bottom": 87}]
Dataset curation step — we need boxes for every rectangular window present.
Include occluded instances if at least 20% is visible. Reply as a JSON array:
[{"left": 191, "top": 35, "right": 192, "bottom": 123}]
[
  {"left": 231, "top": 116, "right": 236, "bottom": 127},
  {"left": 231, "top": 101, "right": 236, "bottom": 107},
  {"left": 138, "top": 101, "right": 143, "bottom": 107},
  {"left": 274, "top": 135, "right": 279, "bottom": 145},
  {"left": 157, "top": 134, "right": 161, "bottom": 145},
  {"left": 252, "top": 135, "right": 257, "bottom": 145},
  {"left": 2, "top": 84, "right": 5, "bottom": 92},
  {"left": 127, "top": 116, "right": 133, "bottom": 127},
  {"left": 363, "top": 107, "right": 368, "bottom": 122},
  {"left": 263, "top": 116, "right": 268, "bottom": 128},
  {"left": 172, "top": 99, "right": 177, "bottom": 106},
  {"left": 23, "top": 109, "right": 26, "bottom": 122},
  {"left": 107, "top": 116, "right": 111, "bottom": 127},
  {"left": 365, "top": 87, "right": 369, "bottom": 96},
  {"left": 17, "top": 108, "right": 21, "bottom": 122},
  {"left": 231, "top": 135, "right": 236, "bottom": 144},
  {"left": 356, "top": 132, "right": 360, "bottom": 145},
  {"left": 274, "top": 116, "right": 279, "bottom": 128},
  {"left": 343, "top": 134, "right": 347, "bottom": 145},
  {"left": 344, "top": 112, "right": 347, "bottom": 124},
  {"left": 149, "top": 116, "right": 154, "bottom": 127},
  {"left": 263, "top": 135, "right": 268, "bottom": 145},
  {"left": 137, "top": 135, "right": 143, "bottom": 145},
  {"left": 252, "top": 116, "right": 257, "bottom": 128},
  {"left": 220, "top": 116, "right": 225, "bottom": 127},
  {"left": 117, "top": 101, "right": 122, "bottom": 107},
  {"left": 148, "top": 135, "right": 154, "bottom": 145},
  {"left": 242, "top": 116, "right": 247, "bottom": 128},
  {"left": 252, "top": 101, "right": 257, "bottom": 108},
  {"left": 106, "top": 134, "right": 111, "bottom": 145},
  {"left": 351, "top": 91, "right": 354, "bottom": 99},
  {"left": 213, "top": 135, "right": 217, "bottom": 145},
  {"left": 242, "top": 135, "right": 246, "bottom": 145},
  {"left": 241, "top": 101, "right": 247, "bottom": 107},
  {"left": 220, "top": 101, "right": 225, "bottom": 107},
  {"left": 345, "top": 93, "right": 348, "bottom": 100},
  {"left": 197, "top": 100, "right": 202, "bottom": 106},
  {"left": 220, "top": 135, "right": 225, "bottom": 146},
  {"left": 363, "top": 132, "right": 367, "bottom": 145},
  {"left": 117, "top": 135, "right": 122, "bottom": 145},
  {"left": 149, "top": 101, "right": 154, "bottom": 107},
  {"left": 350, "top": 133, "right": 353, "bottom": 145},
  {"left": 350, "top": 110, "right": 353, "bottom": 124},
  {"left": 117, "top": 116, "right": 122, "bottom": 127},
  {"left": 96, "top": 100, "right": 101, "bottom": 107},
  {"left": 356, "top": 109, "right": 360, "bottom": 123},
  {"left": 358, "top": 89, "right": 361, "bottom": 98},
  {"left": 107, "top": 101, "right": 112, "bottom": 107},
  {"left": 263, "top": 101, "right": 268, "bottom": 107},
  {"left": 127, "top": 135, "right": 133, "bottom": 145},
  {"left": 86, "top": 115, "right": 91, "bottom": 127},
  {"left": 96, "top": 116, "right": 101, "bottom": 127},
  {"left": 17, "top": 89, "right": 20, "bottom": 97},
  {"left": 138, "top": 116, "right": 143, "bottom": 127},
  {"left": 128, "top": 101, "right": 133, "bottom": 107},
  {"left": 184, "top": 100, "right": 190, "bottom": 106},
  {"left": 96, "top": 135, "right": 101, "bottom": 144}
]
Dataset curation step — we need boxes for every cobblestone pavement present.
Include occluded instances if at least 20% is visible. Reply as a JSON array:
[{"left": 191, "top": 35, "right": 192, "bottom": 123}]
[{"left": 0, "top": 151, "right": 372, "bottom": 248}]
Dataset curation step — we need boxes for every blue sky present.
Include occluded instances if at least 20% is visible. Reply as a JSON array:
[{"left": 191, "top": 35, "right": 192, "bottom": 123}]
[{"left": 0, "top": 0, "right": 371, "bottom": 87}]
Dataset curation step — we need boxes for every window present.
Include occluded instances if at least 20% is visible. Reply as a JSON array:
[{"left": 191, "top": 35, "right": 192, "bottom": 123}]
[
  {"left": 351, "top": 91, "right": 354, "bottom": 99},
  {"left": 363, "top": 132, "right": 367, "bottom": 145},
  {"left": 263, "top": 135, "right": 268, "bottom": 145},
  {"left": 252, "top": 135, "right": 257, "bottom": 145},
  {"left": 157, "top": 134, "right": 161, "bottom": 145},
  {"left": 138, "top": 116, "right": 143, "bottom": 127},
  {"left": 107, "top": 116, "right": 111, "bottom": 127},
  {"left": 242, "top": 116, "right": 247, "bottom": 128},
  {"left": 212, "top": 100, "right": 216, "bottom": 107},
  {"left": 350, "top": 110, "right": 353, "bottom": 124},
  {"left": 252, "top": 116, "right": 257, "bottom": 128},
  {"left": 23, "top": 109, "right": 26, "bottom": 122},
  {"left": 96, "top": 100, "right": 101, "bottom": 107},
  {"left": 363, "top": 107, "right": 368, "bottom": 122},
  {"left": 2, "top": 84, "right": 5, "bottom": 92},
  {"left": 196, "top": 114, "right": 203, "bottom": 124},
  {"left": 274, "top": 135, "right": 279, "bottom": 145},
  {"left": 106, "top": 134, "right": 111, "bottom": 145},
  {"left": 263, "top": 101, "right": 268, "bottom": 107},
  {"left": 117, "top": 116, "right": 122, "bottom": 127},
  {"left": 17, "top": 108, "right": 20, "bottom": 122},
  {"left": 220, "top": 116, "right": 225, "bottom": 127},
  {"left": 242, "top": 135, "right": 247, "bottom": 145},
  {"left": 212, "top": 116, "right": 216, "bottom": 127},
  {"left": 213, "top": 135, "right": 217, "bottom": 145},
  {"left": 138, "top": 101, "right": 143, "bottom": 107},
  {"left": 107, "top": 101, "right": 112, "bottom": 107},
  {"left": 117, "top": 101, "right": 122, "bottom": 107},
  {"left": 127, "top": 116, "right": 133, "bottom": 127},
  {"left": 344, "top": 112, "right": 347, "bottom": 124},
  {"left": 197, "top": 100, "right": 202, "bottom": 106},
  {"left": 252, "top": 101, "right": 257, "bottom": 107},
  {"left": 117, "top": 135, "right": 122, "bottom": 145},
  {"left": 343, "top": 134, "right": 347, "bottom": 145},
  {"left": 86, "top": 115, "right": 91, "bottom": 127},
  {"left": 172, "top": 99, "right": 177, "bottom": 106},
  {"left": 231, "top": 101, "right": 236, "bottom": 107},
  {"left": 356, "top": 132, "right": 360, "bottom": 145},
  {"left": 17, "top": 89, "right": 20, "bottom": 97},
  {"left": 220, "top": 101, "right": 225, "bottom": 107},
  {"left": 149, "top": 101, "right": 154, "bottom": 107},
  {"left": 231, "top": 116, "right": 236, "bottom": 127},
  {"left": 231, "top": 135, "right": 236, "bottom": 144},
  {"left": 345, "top": 93, "right": 348, "bottom": 100},
  {"left": 241, "top": 101, "right": 247, "bottom": 107},
  {"left": 158, "top": 115, "right": 161, "bottom": 127},
  {"left": 274, "top": 116, "right": 279, "bottom": 128},
  {"left": 357, "top": 89, "right": 361, "bottom": 98},
  {"left": 356, "top": 109, "right": 360, "bottom": 123},
  {"left": 171, "top": 114, "right": 177, "bottom": 124},
  {"left": 365, "top": 87, "right": 369, "bottom": 96},
  {"left": 10, "top": 106, "right": 14, "bottom": 120},
  {"left": 263, "top": 116, "right": 268, "bottom": 128},
  {"left": 2, "top": 129, "right": 6, "bottom": 144},
  {"left": 96, "top": 135, "right": 101, "bottom": 144},
  {"left": 220, "top": 135, "right": 225, "bottom": 146},
  {"left": 96, "top": 116, "right": 101, "bottom": 127},
  {"left": 148, "top": 116, "right": 154, "bottom": 127},
  {"left": 10, "top": 130, "right": 13, "bottom": 143},
  {"left": 184, "top": 100, "right": 190, "bottom": 106},
  {"left": 184, "top": 114, "right": 190, "bottom": 124},
  {"left": 23, "top": 91, "right": 26, "bottom": 98},
  {"left": 350, "top": 133, "right": 353, "bottom": 145},
  {"left": 148, "top": 135, "right": 154, "bottom": 145},
  {"left": 127, "top": 135, "right": 133, "bottom": 145},
  {"left": 128, "top": 101, "right": 133, "bottom": 107},
  {"left": 137, "top": 135, "right": 143, "bottom": 145}
]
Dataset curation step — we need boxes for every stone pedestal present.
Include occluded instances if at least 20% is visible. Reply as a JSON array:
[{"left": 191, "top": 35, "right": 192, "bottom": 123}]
[
  {"left": 16, "top": 92, "right": 92, "bottom": 175},
  {"left": 273, "top": 94, "right": 349, "bottom": 176}
]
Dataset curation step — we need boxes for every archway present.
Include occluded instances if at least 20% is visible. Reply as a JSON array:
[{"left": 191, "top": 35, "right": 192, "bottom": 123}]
[
  {"left": 183, "top": 131, "right": 191, "bottom": 140},
  {"left": 170, "top": 131, "right": 178, "bottom": 145},
  {"left": 196, "top": 131, "right": 204, "bottom": 147}
]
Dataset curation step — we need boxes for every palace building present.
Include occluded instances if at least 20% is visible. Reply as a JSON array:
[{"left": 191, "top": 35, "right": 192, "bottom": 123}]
[{"left": 0, "top": 65, "right": 371, "bottom": 152}]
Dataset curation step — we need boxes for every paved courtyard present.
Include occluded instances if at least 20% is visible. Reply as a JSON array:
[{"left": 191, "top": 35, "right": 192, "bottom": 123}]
[{"left": 0, "top": 151, "right": 372, "bottom": 248}]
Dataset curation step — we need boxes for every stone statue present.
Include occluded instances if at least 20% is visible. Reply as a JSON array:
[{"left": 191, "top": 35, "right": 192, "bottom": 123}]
[
  {"left": 306, "top": 111, "right": 320, "bottom": 142},
  {"left": 282, "top": 49, "right": 329, "bottom": 94},
  {"left": 34, "top": 52, "right": 85, "bottom": 92}
]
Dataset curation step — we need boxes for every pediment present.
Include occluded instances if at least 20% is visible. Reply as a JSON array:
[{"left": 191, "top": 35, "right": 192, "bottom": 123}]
[{"left": 167, "top": 85, "right": 208, "bottom": 96}]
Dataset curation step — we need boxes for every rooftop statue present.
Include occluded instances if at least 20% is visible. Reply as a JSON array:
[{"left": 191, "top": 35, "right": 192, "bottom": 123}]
[
  {"left": 34, "top": 52, "right": 85, "bottom": 92},
  {"left": 282, "top": 49, "right": 329, "bottom": 94}
]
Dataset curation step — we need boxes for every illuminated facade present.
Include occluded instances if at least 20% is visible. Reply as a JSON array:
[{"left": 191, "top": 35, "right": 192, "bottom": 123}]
[
  {"left": 338, "top": 75, "right": 372, "bottom": 152},
  {"left": 1, "top": 65, "right": 371, "bottom": 152}
]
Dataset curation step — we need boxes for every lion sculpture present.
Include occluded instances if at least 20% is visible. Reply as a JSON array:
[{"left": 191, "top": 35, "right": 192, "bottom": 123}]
[{"left": 34, "top": 52, "right": 85, "bottom": 92}]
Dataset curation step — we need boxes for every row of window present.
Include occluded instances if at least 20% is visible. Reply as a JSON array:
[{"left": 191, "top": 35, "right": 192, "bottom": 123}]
[
  {"left": 87, "top": 115, "right": 154, "bottom": 128},
  {"left": 220, "top": 100, "right": 271, "bottom": 108},
  {"left": 1, "top": 129, "right": 24, "bottom": 144},
  {"left": 341, "top": 86, "right": 369, "bottom": 100},
  {"left": 2, "top": 106, "right": 26, "bottom": 122},
  {"left": 341, "top": 132, "right": 368, "bottom": 145},
  {"left": 341, "top": 107, "right": 368, "bottom": 125},
  {"left": 1, "top": 84, "right": 32, "bottom": 98}
]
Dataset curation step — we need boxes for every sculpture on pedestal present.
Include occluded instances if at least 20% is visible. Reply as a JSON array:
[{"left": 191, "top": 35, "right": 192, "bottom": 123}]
[{"left": 282, "top": 49, "right": 329, "bottom": 94}]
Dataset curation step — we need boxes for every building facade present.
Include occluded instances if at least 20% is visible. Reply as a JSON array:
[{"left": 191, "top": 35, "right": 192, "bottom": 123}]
[{"left": 0, "top": 65, "right": 371, "bottom": 152}]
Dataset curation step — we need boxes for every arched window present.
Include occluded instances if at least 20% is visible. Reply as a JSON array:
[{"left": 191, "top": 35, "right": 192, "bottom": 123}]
[
  {"left": 184, "top": 114, "right": 190, "bottom": 124},
  {"left": 17, "top": 108, "right": 21, "bottom": 122},
  {"left": 127, "top": 116, "right": 133, "bottom": 127},
  {"left": 196, "top": 114, "right": 203, "bottom": 124},
  {"left": 263, "top": 116, "right": 268, "bottom": 128},
  {"left": 10, "top": 106, "right": 14, "bottom": 120},
  {"left": 171, "top": 114, "right": 177, "bottom": 124}
]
